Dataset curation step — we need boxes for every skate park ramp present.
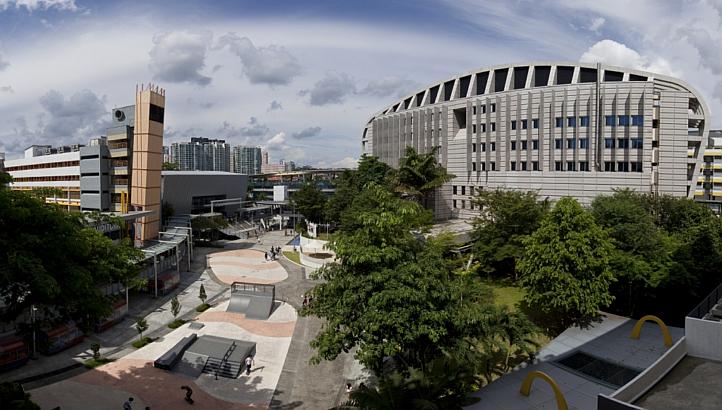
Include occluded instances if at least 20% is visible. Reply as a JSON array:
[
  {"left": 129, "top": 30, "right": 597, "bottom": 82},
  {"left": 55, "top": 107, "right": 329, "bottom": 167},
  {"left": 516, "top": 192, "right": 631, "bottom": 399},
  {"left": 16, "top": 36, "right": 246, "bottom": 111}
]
[
  {"left": 174, "top": 335, "right": 256, "bottom": 379},
  {"left": 227, "top": 282, "right": 275, "bottom": 320}
]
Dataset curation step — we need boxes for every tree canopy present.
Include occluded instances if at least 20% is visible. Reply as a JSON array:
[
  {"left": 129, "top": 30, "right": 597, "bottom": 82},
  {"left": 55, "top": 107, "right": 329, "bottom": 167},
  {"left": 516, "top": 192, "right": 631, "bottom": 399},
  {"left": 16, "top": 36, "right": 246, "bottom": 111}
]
[
  {"left": 394, "top": 146, "right": 454, "bottom": 208},
  {"left": 518, "top": 197, "right": 615, "bottom": 333},
  {"left": 292, "top": 182, "right": 327, "bottom": 223}
]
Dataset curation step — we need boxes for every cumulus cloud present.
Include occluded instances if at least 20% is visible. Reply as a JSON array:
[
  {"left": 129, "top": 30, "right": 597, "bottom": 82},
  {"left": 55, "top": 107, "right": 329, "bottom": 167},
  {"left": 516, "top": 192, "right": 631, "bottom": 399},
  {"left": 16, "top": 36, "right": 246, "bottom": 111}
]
[
  {"left": 216, "top": 34, "right": 303, "bottom": 86},
  {"left": 589, "top": 17, "right": 605, "bottom": 33},
  {"left": 292, "top": 126, "right": 321, "bottom": 139},
  {"left": 219, "top": 116, "right": 269, "bottom": 138},
  {"left": 359, "top": 76, "right": 420, "bottom": 98},
  {"left": 677, "top": 28, "right": 722, "bottom": 75},
  {"left": 300, "top": 72, "right": 355, "bottom": 106},
  {"left": 580, "top": 39, "right": 676, "bottom": 76},
  {"left": 149, "top": 30, "right": 213, "bottom": 86},
  {"left": 0, "top": 0, "right": 77, "bottom": 11},
  {"left": 268, "top": 100, "right": 283, "bottom": 111},
  {"left": 266, "top": 131, "right": 286, "bottom": 149}
]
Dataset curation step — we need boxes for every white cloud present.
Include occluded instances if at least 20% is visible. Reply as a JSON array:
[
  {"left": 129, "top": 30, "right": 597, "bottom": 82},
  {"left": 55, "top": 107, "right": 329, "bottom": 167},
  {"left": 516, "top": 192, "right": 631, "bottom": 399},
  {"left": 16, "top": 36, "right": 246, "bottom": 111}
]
[
  {"left": 677, "top": 27, "right": 722, "bottom": 74},
  {"left": 300, "top": 72, "right": 355, "bottom": 106},
  {"left": 149, "top": 30, "right": 213, "bottom": 86},
  {"left": 0, "top": 0, "right": 77, "bottom": 12},
  {"left": 589, "top": 17, "right": 605, "bottom": 33},
  {"left": 292, "top": 126, "right": 321, "bottom": 139},
  {"left": 268, "top": 100, "right": 282, "bottom": 111},
  {"left": 359, "top": 76, "right": 420, "bottom": 98},
  {"left": 266, "top": 131, "right": 286, "bottom": 148},
  {"left": 216, "top": 34, "right": 303, "bottom": 86},
  {"left": 580, "top": 39, "right": 676, "bottom": 76}
]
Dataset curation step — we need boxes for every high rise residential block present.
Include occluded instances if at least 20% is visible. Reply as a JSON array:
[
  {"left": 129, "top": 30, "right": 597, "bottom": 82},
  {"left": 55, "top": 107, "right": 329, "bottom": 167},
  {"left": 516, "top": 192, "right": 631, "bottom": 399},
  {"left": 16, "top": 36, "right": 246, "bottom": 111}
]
[
  {"left": 231, "top": 146, "right": 262, "bottom": 175},
  {"left": 362, "top": 61, "right": 710, "bottom": 219},
  {"left": 171, "top": 137, "right": 230, "bottom": 172}
]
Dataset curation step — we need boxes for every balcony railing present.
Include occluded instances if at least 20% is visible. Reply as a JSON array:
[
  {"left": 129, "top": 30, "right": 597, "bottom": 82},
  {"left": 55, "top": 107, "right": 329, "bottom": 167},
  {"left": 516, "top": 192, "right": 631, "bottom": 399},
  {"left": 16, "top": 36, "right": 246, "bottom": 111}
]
[{"left": 688, "top": 282, "right": 722, "bottom": 319}]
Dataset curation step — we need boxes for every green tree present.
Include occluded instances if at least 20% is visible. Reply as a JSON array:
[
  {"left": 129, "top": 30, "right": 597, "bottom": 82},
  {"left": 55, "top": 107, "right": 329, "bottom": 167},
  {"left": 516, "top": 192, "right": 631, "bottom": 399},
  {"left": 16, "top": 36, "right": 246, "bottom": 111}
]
[
  {"left": 162, "top": 162, "right": 179, "bottom": 170},
  {"left": 292, "top": 182, "right": 327, "bottom": 223},
  {"left": 519, "top": 197, "right": 615, "bottom": 333},
  {"left": 170, "top": 296, "right": 181, "bottom": 319},
  {"left": 394, "top": 146, "right": 454, "bottom": 208},
  {"left": 90, "top": 342, "right": 101, "bottom": 360},
  {"left": 0, "top": 382, "right": 40, "bottom": 410},
  {"left": 198, "top": 284, "right": 207, "bottom": 305},
  {"left": 471, "top": 188, "right": 549, "bottom": 279},
  {"left": 135, "top": 317, "right": 148, "bottom": 341}
]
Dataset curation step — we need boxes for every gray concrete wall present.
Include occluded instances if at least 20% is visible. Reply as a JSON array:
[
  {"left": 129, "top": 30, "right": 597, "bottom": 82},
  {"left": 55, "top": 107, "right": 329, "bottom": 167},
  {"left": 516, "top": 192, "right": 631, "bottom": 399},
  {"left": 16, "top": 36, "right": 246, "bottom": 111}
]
[
  {"left": 79, "top": 144, "right": 110, "bottom": 211},
  {"left": 161, "top": 172, "right": 247, "bottom": 216},
  {"left": 685, "top": 317, "right": 722, "bottom": 361}
]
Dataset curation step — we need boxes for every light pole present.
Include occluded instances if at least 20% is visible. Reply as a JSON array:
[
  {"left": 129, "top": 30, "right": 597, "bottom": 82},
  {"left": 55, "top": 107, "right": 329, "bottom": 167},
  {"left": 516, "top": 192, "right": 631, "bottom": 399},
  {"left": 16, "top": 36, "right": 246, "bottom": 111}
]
[{"left": 31, "top": 305, "right": 38, "bottom": 360}]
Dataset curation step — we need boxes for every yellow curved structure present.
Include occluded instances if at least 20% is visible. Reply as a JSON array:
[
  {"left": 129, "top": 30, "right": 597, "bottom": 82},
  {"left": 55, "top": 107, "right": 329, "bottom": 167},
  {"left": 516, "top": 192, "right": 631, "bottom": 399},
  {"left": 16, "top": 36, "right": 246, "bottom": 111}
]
[
  {"left": 519, "top": 371, "right": 569, "bottom": 410},
  {"left": 630, "top": 315, "right": 673, "bottom": 347}
]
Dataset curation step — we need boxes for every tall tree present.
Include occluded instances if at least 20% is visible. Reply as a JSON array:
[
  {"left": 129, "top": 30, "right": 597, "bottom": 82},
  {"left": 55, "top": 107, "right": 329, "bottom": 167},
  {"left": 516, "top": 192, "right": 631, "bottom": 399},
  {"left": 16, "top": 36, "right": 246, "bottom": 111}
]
[
  {"left": 471, "top": 188, "right": 549, "bottom": 279},
  {"left": 292, "top": 182, "right": 327, "bottom": 223},
  {"left": 518, "top": 197, "right": 615, "bottom": 333},
  {"left": 394, "top": 146, "right": 454, "bottom": 209}
]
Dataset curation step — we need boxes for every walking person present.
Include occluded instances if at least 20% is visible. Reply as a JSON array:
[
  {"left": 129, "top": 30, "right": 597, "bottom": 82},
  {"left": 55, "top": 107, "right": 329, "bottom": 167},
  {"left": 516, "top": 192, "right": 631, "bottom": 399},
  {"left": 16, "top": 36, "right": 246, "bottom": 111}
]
[
  {"left": 123, "top": 397, "right": 134, "bottom": 410},
  {"left": 245, "top": 355, "right": 254, "bottom": 375}
]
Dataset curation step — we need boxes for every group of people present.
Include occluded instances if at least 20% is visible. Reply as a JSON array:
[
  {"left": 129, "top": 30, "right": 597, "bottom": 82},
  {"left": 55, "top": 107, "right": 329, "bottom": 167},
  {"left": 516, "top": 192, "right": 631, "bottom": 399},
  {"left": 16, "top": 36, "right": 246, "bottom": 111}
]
[
  {"left": 302, "top": 293, "right": 314, "bottom": 308},
  {"left": 264, "top": 246, "right": 282, "bottom": 261}
]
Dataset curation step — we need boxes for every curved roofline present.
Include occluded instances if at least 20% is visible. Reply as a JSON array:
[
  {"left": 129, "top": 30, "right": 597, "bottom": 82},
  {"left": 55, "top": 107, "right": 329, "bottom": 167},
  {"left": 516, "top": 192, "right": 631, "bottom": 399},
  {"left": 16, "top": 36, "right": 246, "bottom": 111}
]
[{"left": 365, "top": 60, "right": 708, "bottom": 124}]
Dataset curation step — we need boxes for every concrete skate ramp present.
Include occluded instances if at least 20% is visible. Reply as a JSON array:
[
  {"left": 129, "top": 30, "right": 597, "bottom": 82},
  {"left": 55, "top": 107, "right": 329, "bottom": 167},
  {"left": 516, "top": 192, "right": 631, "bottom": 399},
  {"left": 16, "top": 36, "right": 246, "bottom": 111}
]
[
  {"left": 154, "top": 333, "right": 197, "bottom": 370},
  {"left": 174, "top": 335, "right": 256, "bottom": 379},
  {"left": 227, "top": 282, "right": 275, "bottom": 320}
]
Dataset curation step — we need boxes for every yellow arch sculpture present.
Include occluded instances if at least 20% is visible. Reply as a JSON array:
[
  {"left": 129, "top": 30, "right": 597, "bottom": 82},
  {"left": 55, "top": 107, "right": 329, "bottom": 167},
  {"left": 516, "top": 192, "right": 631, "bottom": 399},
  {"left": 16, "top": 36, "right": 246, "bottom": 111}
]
[
  {"left": 630, "top": 315, "right": 673, "bottom": 347},
  {"left": 519, "top": 370, "right": 569, "bottom": 410}
]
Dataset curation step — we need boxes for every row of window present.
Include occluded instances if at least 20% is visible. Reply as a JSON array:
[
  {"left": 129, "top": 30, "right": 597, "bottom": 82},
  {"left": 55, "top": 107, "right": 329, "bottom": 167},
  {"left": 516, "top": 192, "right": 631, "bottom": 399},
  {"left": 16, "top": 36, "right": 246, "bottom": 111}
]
[
  {"left": 605, "top": 115, "right": 644, "bottom": 127},
  {"left": 470, "top": 138, "right": 643, "bottom": 152},
  {"left": 4, "top": 160, "right": 80, "bottom": 172},
  {"left": 461, "top": 161, "right": 645, "bottom": 173},
  {"left": 11, "top": 175, "right": 80, "bottom": 182}
]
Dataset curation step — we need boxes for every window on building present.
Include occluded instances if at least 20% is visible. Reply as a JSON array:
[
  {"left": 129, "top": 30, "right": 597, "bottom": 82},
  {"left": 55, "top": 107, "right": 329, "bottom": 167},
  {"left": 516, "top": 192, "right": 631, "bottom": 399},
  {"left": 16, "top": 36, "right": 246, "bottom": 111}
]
[
  {"left": 521, "top": 119, "right": 528, "bottom": 130},
  {"left": 580, "top": 138, "right": 588, "bottom": 149},
  {"left": 490, "top": 142, "right": 496, "bottom": 151},
  {"left": 555, "top": 161, "right": 562, "bottom": 171},
  {"left": 481, "top": 105, "right": 487, "bottom": 114},
  {"left": 453, "top": 199, "right": 457, "bottom": 208},
  {"left": 472, "top": 124, "right": 477, "bottom": 134},
  {"left": 605, "top": 162, "right": 615, "bottom": 172},
  {"left": 453, "top": 185, "right": 457, "bottom": 195},
  {"left": 490, "top": 103, "right": 496, "bottom": 113},
  {"left": 511, "top": 120, "right": 517, "bottom": 130},
  {"left": 605, "top": 138, "right": 614, "bottom": 149},
  {"left": 632, "top": 115, "right": 644, "bottom": 126},
  {"left": 605, "top": 115, "right": 615, "bottom": 126},
  {"left": 580, "top": 116, "right": 589, "bottom": 127},
  {"left": 567, "top": 162, "right": 576, "bottom": 171},
  {"left": 618, "top": 115, "right": 630, "bottom": 126},
  {"left": 472, "top": 106, "right": 476, "bottom": 115},
  {"left": 555, "top": 139, "right": 562, "bottom": 149},
  {"left": 567, "top": 139, "right": 576, "bottom": 149},
  {"left": 510, "top": 161, "right": 517, "bottom": 171},
  {"left": 579, "top": 161, "right": 589, "bottom": 171},
  {"left": 532, "top": 140, "right": 539, "bottom": 150},
  {"left": 618, "top": 139, "right": 630, "bottom": 149},
  {"left": 555, "top": 117, "right": 563, "bottom": 128},
  {"left": 618, "top": 161, "right": 629, "bottom": 172},
  {"left": 652, "top": 119, "right": 659, "bottom": 129},
  {"left": 461, "top": 186, "right": 466, "bottom": 195},
  {"left": 480, "top": 123, "right": 486, "bottom": 133},
  {"left": 491, "top": 162, "right": 496, "bottom": 171},
  {"left": 521, "top": 161, "right": 528, "bottom": 171},
  {"left": 480, "top": 143, "right": 486, "bottom": 152},
  {"left": 521, "top": 140, "right": 528, "bottom": 150},
  {"left": 533, "top": 118, "right": 539, "bottom": 129},
  {"left": 472, "top": 143, "right": 477, "bottom": 153},
  {"left": 567, "top": 116, "right": 576, "bottom": 127},
  {"left": 491, "top": 122, "right": 496, "bottom": 132},
  {"left": 532, "top": 161, "right": 539, "bottom": 171},
  {"left": 632, "top": 138, "right": 644, "bottom": 149},
  {"left": 511, "top": 141, "right": 517, "bottom": 150},
  {"left": 481, "top": 162, "right": 486, "bottom": 171},
  {"left": 472, "top": 162, "right": 477, "bottom": 171},
  {"left": 461, "top": 200, "right": 466, "bottom": 209}
]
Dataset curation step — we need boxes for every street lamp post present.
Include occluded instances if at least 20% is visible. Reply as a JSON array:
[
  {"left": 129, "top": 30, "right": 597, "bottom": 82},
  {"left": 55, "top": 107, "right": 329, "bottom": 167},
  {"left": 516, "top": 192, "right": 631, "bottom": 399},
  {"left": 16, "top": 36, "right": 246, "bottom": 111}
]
[{"left": 31, "top": 305, "right": 38, "bottom": 360}]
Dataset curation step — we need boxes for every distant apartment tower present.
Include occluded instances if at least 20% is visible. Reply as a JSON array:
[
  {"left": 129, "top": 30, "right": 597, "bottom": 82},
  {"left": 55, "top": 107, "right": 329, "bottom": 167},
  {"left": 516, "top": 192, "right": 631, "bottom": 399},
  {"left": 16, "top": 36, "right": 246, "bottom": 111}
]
[
  {"left": 232, "top": 146, "right": 262, "bottom": 174},
  {"left": 698, "top": 130, "right": 722, "bottom": 203},
  {"left": 171, "top": 137, "right": 230, "bottom": 171},
  {"left": 162, "top": 145, "right": 172, "bottom": 163}
]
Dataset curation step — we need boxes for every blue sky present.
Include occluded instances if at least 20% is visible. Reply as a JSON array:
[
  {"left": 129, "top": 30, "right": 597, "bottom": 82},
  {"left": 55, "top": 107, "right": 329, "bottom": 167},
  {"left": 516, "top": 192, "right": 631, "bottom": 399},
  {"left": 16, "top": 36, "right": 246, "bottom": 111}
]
[{"left": 1, "top": 0, "right": 721, "bottom": 167}]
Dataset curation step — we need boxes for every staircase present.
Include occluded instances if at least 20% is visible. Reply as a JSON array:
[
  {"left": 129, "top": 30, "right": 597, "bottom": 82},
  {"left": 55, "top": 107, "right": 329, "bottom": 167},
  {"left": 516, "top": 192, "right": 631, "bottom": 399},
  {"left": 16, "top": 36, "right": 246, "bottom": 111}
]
[{"left": 200, "top": 341, "right": 242, "bottom": 379}]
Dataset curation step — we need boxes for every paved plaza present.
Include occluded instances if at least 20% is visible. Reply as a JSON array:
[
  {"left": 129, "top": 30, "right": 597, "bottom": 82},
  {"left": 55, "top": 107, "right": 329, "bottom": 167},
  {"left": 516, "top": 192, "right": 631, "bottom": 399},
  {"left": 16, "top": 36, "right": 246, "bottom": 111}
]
[{"left": 208, "top": 248, "right": 288, "bottom": 285}]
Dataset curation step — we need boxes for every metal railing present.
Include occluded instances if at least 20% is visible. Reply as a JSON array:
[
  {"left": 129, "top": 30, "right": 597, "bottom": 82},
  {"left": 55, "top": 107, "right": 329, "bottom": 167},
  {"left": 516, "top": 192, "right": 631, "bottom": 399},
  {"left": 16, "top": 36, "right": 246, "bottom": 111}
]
[{"left": 688, "top": 282, "right": 722, "bottom": 319}]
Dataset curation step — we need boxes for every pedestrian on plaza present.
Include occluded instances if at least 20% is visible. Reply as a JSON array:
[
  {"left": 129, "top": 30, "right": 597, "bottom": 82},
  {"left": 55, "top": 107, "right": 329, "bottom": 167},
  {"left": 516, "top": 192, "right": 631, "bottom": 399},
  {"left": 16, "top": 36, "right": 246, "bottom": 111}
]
[
  {"left": 293, "top": 245, "right": 296, "bottom": 252},
  {"left": 345, "top": 383, "right": 353, "bottom": 393},
  {"left": 302, "top": 295, "right": 308, "bottom": 308},
  {"left": 245, "top": 355, "right": 254, "bottom": 375},
  {"left": 264, "top": 252, "right": 268, "bottom": 261},
  {"left": 180, "top": 385, "right": 194, "bottom": 404},
  {"left": 123, "top": 397, "right": 134, "bottom": 410}
]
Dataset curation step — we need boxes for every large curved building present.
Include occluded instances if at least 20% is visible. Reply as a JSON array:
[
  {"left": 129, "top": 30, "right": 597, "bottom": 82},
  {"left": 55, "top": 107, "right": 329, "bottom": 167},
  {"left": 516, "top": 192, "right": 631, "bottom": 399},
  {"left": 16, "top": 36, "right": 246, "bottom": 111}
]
[{"left": 361, "top": 61, "right": 711, "bottom": 219}]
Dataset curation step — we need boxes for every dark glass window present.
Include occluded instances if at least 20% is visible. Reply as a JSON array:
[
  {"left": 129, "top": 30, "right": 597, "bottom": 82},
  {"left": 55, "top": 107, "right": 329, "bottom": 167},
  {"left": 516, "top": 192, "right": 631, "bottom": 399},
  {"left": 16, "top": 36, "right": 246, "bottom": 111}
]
[
  {"left": 490, "top": 103, "right": 496, "bottom": 113},
  {"left": 605, "top": 138, "right": 614, "bottom": 148},
  {"left": 532, "top": 161, "right": 539, "bottom": 171},
  {"left": 604, "top": 70, "right": 624, "bottom": 82},
  {"left": 629, "top": 74, "right": 647, "bottom": 82},
  {"left": 605, "top": 115, "right": 615, "bottom": 126},
  {"left": 555, "top": 117, "right": 563, "bottom": 128},
  {"left": 521, "top": 119, "right": 528, "bottom": 129},
  {"left": 618, "top": 162, "right": 629, "bottom": 172},
  {"left": 443, "top": 80, "right": 454, "bottom": 101},
  {"left": 533, "top": 118, "right": 539, "bottom": 129},
  {"left": 521, "top": 140, "right": 528, "bottom": 150},
  {"left": 510, "top": 161, "right": 517, "bottom": 171},
  {"left": 475, "top": 72, "right": 489, "bottom": 95},
  {"left": 491, "top": 122, "right": 496, "bottom": 132},
  {"left": 149, "top": 104, "right": 164, "bottom": 123},
  {"left": 453, "top": 185, "right": 457, "bottom": 194},
  {"left": 579, "top": 138, "right": 588, "bottom": 149},
  {"left": 556, "top": 66, "right": 574, "bottom": 84},
  {"left": 472, "top": 143, "right": 477, "bottom": 153},
  {"left": 521, "top": 161, "right": 527, "bottom": 171},
  {"left": 511, "top": 120, "right": 517, "bottom": 130},
  {"left": 472, "top": 162, "right": 477, "bottom": 171},
  {"left": 555, "top": 161, "right": 562, "bottom": 171},
  {"left": 480, "top": 143, "right": 486, "bottom": 152},
  {"left": 472, "top": 124, "right": 476, "bottom": 134},
  {"left": 618, "top": 115, "right": 630, "bottom": 126},
  {"left": 459, "top": 75, "right": 471, "bottom": 98},
  {"left": 490, "top": 142, "right": 496, "bottom": 151},
  {"left": 567, "top": 139, "right": 576, "bottom": 149},
  {"left": 534, "top": 66, "right": 551, "bottom": 86},
  {"left": 480, "top": 124, "right": 486, "bottom": 133},
  {"left": 632, "top": 138, "right": 644, "bottom": 149},
  {"left": 490, "top": 162, "right": 496, "bottom": 170},
  {"left": 579, "top": 67, "right": 597, "bottom": 83},
  {"left": 580, "top": 116, "right": 589, "bottom": 127},
  {"left": 631, "top": 162, "right": 643, "bottom": 172},
  {"left": 605, "top": 162, "right": 615, "bottom": 172},
  {"left": 513, "top": 66, "right": 529, "bottom": 89},
  {"left": 404, "top": 97, "right": 412, "bottom": 109},
  {"left": 568, "top": 116, "right": 576, "bottom": 127},
  {"left": 579, "top": 161, "right": 589, "bottom": 171},
  {"left": 532, "top": 140, "right": 539, "bottom": 150},
  {"left": 631, "top": 115, "right": 644, "bottom": 126},
  {"left": 618, "top": 139, "right": 629, "bottom": 149},
  {"left": 555, "top": 139, "right": 562, "bottom": 149},
  {"left": 567, "top": 162, "right": 576, "bottom": 171},
  {"left": 494, "top": 68, "right": 508, "bottom": 92},
  {"left": 428, "top": 85, "right": 439, "bottom": 104},
  {"left": 416, "top": 91, "right": 425, "bottom": 107},
  {"left": 461, "top": 186, "right": 466, "bottom": 195},
  {"left": 511, "top": 141, "right": 517, "bottom": 150}
]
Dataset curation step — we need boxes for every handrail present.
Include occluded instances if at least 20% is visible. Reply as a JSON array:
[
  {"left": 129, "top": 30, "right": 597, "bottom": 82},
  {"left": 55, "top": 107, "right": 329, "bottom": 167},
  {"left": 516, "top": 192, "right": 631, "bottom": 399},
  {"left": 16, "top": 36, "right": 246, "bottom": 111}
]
[{"left": 688, "top": 282, "right": 722, "bottom": 319}]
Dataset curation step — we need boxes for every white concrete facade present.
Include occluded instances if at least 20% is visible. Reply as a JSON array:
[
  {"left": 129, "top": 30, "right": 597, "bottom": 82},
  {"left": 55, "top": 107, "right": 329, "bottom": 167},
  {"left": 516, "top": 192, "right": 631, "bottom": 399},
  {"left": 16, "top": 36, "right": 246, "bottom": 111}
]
[{"left": 362, "top": 62, "right": 710, "bottom": 219}]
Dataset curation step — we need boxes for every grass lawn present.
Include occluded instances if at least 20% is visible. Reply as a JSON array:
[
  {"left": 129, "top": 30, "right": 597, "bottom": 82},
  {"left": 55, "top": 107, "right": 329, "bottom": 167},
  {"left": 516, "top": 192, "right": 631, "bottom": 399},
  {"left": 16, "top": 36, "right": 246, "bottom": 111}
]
[
  {"left": 132, "top": 337, "right": 153, "bottom": 349},
  {"left": 482, "top": 279, "right": 525, "bottom": 312},
  {"left": 167, "top": 319, "right": 187, "bottom": 329},
  {"left": 83, "top": 357, "right": 115, "bottom": 369},
  {"left": 283, "top": 251, "right": 301, "bottom": 264},
  {"left": 195, "top": 303, "right": 210, "bottom": 312}
]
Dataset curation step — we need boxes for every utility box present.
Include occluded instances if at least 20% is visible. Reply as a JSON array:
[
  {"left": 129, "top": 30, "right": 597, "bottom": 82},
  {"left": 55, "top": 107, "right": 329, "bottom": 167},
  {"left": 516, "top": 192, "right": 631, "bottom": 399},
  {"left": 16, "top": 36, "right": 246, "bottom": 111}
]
[{"left": 273, "top": 185, "right": 288, "bottom": 202}]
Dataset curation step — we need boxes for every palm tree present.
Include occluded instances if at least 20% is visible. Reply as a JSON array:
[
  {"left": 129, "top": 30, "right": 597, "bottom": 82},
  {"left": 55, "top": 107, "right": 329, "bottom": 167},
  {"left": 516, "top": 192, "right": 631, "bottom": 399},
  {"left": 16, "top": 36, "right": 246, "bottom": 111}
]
[{"left": 395, "top": 146, "right": 455, "bottom": 209}]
